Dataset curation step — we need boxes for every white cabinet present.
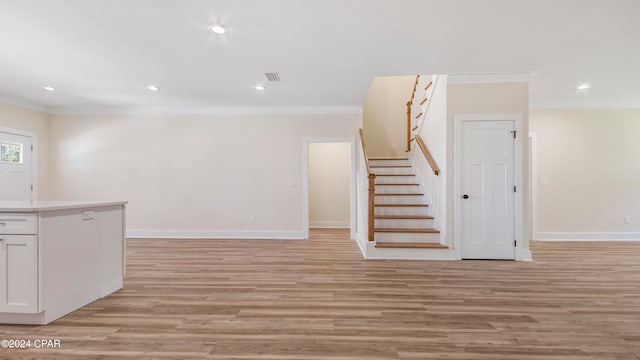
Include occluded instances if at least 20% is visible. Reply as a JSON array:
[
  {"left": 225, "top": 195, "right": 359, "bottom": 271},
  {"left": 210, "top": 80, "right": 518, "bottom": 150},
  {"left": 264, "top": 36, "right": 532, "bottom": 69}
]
[
  {"left": 0, "top": 234, "right": 37, "bottom": 313},
  {"left": 0, "top": 201, "right": 126, "bottom": 325},
  {"left": 0, "top": 213, "right": 38, "bottom": 313}
]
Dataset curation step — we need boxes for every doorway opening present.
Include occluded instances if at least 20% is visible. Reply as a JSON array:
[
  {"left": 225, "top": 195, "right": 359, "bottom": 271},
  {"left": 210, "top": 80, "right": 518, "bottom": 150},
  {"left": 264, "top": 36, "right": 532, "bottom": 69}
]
[{"left": 303, "top": 138, "right": 356, "bottom": 240}]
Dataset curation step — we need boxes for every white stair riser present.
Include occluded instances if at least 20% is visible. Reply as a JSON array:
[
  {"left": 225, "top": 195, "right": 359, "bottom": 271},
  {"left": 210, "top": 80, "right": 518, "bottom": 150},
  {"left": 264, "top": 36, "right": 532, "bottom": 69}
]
[
  {"left": 375, "top": 196, "right": 426, "bottom": 205},
  {"left": 374, "top": 232, "right": 440, "bottom": 243},
  {"left": 375, "top": 218, "right": 435, "bottom": 229},
  {"left": 375, "top": 206, "right": 430, "bottom": 217},
  {"left": 375, "top": 185, "right": 420, "bottom": 194},
  {"left": 369, "top": 159, "right": 411, "bottom": 167},
  {"left": 375, "top": 175, "right": 416, "bottom": 184},
  {"left": 372, "top": 167, "right": 414, "bottom": 175}
]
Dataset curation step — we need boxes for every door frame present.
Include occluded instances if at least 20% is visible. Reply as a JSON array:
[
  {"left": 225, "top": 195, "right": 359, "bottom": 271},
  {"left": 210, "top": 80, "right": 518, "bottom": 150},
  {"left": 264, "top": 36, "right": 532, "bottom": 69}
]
[
  {"left": 453, "top": 114, "right": 527, "bottom": 260},
  {"left": 302, "top": 137, "right": 357, "bottom": 240},
  {"left": 0, "top": 127, "right": 38, "bottom": 201}
]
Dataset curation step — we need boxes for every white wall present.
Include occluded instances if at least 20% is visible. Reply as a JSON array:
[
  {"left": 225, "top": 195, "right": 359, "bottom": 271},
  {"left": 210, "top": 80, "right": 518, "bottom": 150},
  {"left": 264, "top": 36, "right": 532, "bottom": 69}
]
[
  {"left": 411, "top": 75, "right": 447, "bottom": 239},
  {"left": 47, "top": 112, "right": 361, "bottom": 238},
  {"left": 0, "top": 102, "right": 50, "bottom": 199},
  {"left": 363, "top": 76, "right": 415, "bottom": 157},
  {"left": 447, "top": 81, "right": 530, "bottom": 257},
  {"left": 308, "top": 142, "right": 351, "bottom": 228},
  {"left": 531, "top": 109, "right": 640, "bottom": 240}
]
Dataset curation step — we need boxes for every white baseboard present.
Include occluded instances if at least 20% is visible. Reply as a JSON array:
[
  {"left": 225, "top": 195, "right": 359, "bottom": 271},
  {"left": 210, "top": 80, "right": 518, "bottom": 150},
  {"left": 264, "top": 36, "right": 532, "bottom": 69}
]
[
  {"left": 535, "top": 232, "right": 640, "bottom": 241},
  {"left": 127, "top": 229, "right": 305, "bottom": 240},
  {"left": 354, "top": 231, "right": 368, "bottom": 258},
  {"left": 309, "top": 221, "right": 350, "bottom": 229}
]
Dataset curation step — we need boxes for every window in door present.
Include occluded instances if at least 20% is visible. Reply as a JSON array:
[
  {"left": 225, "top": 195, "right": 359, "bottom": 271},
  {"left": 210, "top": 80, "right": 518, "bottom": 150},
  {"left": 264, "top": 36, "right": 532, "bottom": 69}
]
[{"left": 1, "top": 141, "right": 24, "bottom": 164}]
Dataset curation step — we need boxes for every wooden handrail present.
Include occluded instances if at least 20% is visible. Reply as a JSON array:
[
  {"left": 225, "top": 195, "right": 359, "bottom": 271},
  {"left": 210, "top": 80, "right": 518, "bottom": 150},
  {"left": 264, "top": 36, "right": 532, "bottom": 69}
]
[
  {"left": 358, "top": 128, "right": 376, "bottom": 241},
  {"left": 415, "top": 135, "right": 440, "bottom": 176},
  {"left": 406, "top": 75, "right": 420, "bottom": 152},
  {"left": 358, "top": 129, "right": 371, "bottom": 175}
]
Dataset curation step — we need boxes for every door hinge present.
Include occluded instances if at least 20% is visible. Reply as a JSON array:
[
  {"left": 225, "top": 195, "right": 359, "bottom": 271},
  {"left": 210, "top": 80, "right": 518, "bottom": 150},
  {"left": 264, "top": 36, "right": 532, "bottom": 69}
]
[
  {"left": 31, "top": 144, "right": 34, "bottom": 151},
  {"left": 31, "top": 184, "right": 34, "bottom": 191},
  {"left": 511, "top": 130, "right": 516, "bottom": 139},
  {"left": 513, "top": 185, "right": 517, "bottom": 192},
  {"left": 514, "top": 240, "right": 517, "bottom": 247}
]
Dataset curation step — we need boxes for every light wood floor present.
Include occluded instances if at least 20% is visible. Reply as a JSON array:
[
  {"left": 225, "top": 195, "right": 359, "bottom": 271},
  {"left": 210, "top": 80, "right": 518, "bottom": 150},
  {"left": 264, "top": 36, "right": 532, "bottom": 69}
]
[{"left": 1, "top": 229, "right": 640, "bottom": 359}]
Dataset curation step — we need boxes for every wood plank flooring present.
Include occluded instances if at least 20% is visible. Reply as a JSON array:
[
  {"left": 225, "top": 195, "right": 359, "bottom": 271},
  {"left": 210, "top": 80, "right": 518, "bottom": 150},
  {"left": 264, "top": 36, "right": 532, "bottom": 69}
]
[{"left": 1, "top": 229, "right": 640, "bottom": 359}]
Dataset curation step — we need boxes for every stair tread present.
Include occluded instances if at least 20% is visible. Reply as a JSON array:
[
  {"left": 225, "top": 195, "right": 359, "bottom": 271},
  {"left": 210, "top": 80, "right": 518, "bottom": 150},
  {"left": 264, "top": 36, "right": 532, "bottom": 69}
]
[
  {"left": 375, "top": 242, "right": 448, "bottom": 249},
  {"left": 375, "top": 215, "right": 434, "bottom": 219},
  {"left": 374, "top": 174, "right": 415, "bottom": 176},
  {"left": 375, "top": 183, "right": 419, "bottom": 186},
  {"left": 369, "top": 157, "right": 408, "bottom": 160},
  {"left": 375, "top": 228, "right": 440, "bottom": 233},
  {"left": 370, "top": 165, "right": 412, "bottom": 168},
  {"left": 375, "top": 193, "right": 424, "bottom": 196},
  {"left": 375, "top": 204, "right": 429, "bottom": 207}
]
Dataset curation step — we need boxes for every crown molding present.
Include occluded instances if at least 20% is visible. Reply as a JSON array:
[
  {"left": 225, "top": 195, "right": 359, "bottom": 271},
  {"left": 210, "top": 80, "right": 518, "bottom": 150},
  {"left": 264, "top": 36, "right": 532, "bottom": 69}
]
[
  {"left": 0, "top": 93, "right": 49, "bottom": 113},
  {"left": 46, "top": 105, "right": 363, "bottom": 116},
  {"left": 448, "top": 72, "right": 532, "bottom": 85}
]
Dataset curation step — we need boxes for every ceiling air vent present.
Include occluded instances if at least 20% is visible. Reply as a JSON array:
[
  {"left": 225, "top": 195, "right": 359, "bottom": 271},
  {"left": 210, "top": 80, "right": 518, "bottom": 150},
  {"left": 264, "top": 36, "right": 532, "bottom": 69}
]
[{"left": 264, "top": 72, "right": 281, "bottom": 82}]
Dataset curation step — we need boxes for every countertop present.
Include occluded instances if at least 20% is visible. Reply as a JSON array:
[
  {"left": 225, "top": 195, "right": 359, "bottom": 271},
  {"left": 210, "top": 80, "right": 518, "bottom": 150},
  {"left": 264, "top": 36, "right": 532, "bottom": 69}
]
[{"left": 0, "top": 201, "right": 128, "bottom": 212}]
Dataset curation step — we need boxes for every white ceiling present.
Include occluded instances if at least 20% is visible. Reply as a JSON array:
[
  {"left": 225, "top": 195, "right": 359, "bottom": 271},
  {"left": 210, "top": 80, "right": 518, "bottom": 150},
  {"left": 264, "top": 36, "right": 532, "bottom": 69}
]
[{"left": 0, "top": 0, "right": 638, "bottom": 113}]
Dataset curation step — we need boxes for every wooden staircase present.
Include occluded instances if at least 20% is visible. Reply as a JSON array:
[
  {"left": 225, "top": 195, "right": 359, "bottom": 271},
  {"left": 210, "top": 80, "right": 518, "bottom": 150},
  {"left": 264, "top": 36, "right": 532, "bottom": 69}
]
[{"left": 369, "top": 157, "right": 447, "bottom": 249}]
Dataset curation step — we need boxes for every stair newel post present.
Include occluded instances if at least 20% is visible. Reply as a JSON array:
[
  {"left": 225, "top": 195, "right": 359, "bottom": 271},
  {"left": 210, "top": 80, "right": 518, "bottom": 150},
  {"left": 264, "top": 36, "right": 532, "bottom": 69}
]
[
  {"left": 406, "top": 101, "right": 412, "bottom": 152},
  {"left": 368, "top": 174, "right": 376, "bottom": 241}
]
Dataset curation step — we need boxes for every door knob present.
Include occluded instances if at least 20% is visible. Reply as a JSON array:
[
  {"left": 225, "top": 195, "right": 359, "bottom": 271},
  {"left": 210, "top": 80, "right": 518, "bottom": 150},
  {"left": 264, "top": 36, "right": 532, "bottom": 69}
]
[{"left": 462, "top": 194, "right": 469, "bottom": 199}]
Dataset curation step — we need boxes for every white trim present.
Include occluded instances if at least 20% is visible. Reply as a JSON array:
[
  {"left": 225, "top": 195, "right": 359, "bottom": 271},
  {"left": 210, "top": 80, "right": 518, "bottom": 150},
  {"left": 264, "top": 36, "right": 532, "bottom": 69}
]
[
  {"left": 47, "top": 105, "right": 363, "bottom": 116},
  {"left": 309, "top": 221, "right": 350, "bottom": 228},
  {"left": 0, "top": 127, "right": 38, "bottom": 201},
  {"left": 126, "top": 229, "right": 305, "bottom": 239},
  {"left": 453, "top": 114, "right": 525, "bottom": 261},
  {"left": 531, "top": 101, "right": 640, "bottom": 110},
  {"left": 536, "top": 232, "right": 640, "bottom": 241},
  {"left": 448, "top": 73, "right": 532, "bottom": 85},
  {"left": 529, "top": 132, "right": 538, "bottom": 240},
  {"left": 302, "top": 137, "right": 357, "bottom": 240},
  {"left": 355, "top": 232, "right": 368, "bottom": 258},
  {"left": 0, "top": 95, "right": 48, "bottom": 113}
]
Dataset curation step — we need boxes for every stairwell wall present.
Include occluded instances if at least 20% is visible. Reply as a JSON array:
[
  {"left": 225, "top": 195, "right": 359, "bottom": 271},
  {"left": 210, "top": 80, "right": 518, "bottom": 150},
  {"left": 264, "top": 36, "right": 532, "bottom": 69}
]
[
  {"left": 363, "top": 76, "right": 416, "bottom": 157},
  {"left": 411, "top": 75, "right": 448, "bottom": 244}
]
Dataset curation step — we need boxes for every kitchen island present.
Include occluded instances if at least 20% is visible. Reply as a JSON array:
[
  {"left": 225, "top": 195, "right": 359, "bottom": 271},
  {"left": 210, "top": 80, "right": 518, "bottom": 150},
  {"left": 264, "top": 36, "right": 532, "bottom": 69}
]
[{"left": 0, "top": 201, "right": 127, "bottom": 325}]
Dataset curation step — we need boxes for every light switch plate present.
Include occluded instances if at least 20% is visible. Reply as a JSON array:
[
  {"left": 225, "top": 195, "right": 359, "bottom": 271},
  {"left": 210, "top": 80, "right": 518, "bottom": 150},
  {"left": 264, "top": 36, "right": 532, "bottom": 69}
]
[{"left": 82, "top": 211, "right": 95, "bottom": 220}]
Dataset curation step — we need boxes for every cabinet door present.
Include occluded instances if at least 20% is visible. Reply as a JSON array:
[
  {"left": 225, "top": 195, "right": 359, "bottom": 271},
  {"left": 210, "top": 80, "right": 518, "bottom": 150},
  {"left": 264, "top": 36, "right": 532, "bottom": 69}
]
[{"left": 0, "top": 235, "right": 37, "bottom": 313}]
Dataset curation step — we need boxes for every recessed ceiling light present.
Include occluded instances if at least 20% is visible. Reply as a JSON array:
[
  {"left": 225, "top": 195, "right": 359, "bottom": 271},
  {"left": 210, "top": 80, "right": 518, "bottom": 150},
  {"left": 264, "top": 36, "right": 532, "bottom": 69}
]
[
  {"left": 254, "top": 84, "right": 265, "bottom": 91},
  {"left": 147, "top": 85, "right": 159, "bottom": 91},
  {"left": 577, "top": 83, "right": 591, "bottom": 90},
  {"left": 211, "top": 25, "right": 227, "bottom": 34},
  {"left": 43, "top": 86, "right": 56, "bottom": 92}
]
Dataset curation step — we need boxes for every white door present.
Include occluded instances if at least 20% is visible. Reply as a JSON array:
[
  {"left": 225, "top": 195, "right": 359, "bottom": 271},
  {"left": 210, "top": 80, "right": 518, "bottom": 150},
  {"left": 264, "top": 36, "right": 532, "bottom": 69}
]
[
  {"left": 461, "top": 120, "right": 515, "bottom": 259},
  {"left": 0, "top": 131, "right": 33, "bottom": 201}
]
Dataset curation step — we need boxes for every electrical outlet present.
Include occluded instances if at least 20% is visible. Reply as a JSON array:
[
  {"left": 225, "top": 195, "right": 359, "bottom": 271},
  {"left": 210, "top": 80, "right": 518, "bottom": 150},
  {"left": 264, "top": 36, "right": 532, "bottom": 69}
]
[
  {"left": 82, "top": 211, "right": 95, "bottom": 220},
  {"left": 625, "top": 216, "right": 631, "bottom": 224},
  {"left": 288, "top": 179, "right": 297, "bottom": 188}
]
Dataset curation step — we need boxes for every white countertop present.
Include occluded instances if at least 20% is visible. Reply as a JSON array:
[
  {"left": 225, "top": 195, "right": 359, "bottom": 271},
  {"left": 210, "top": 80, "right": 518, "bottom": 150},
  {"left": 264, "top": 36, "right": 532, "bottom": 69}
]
[{"left": 0, "top": 201, "right": 127, "bottom": 212}]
